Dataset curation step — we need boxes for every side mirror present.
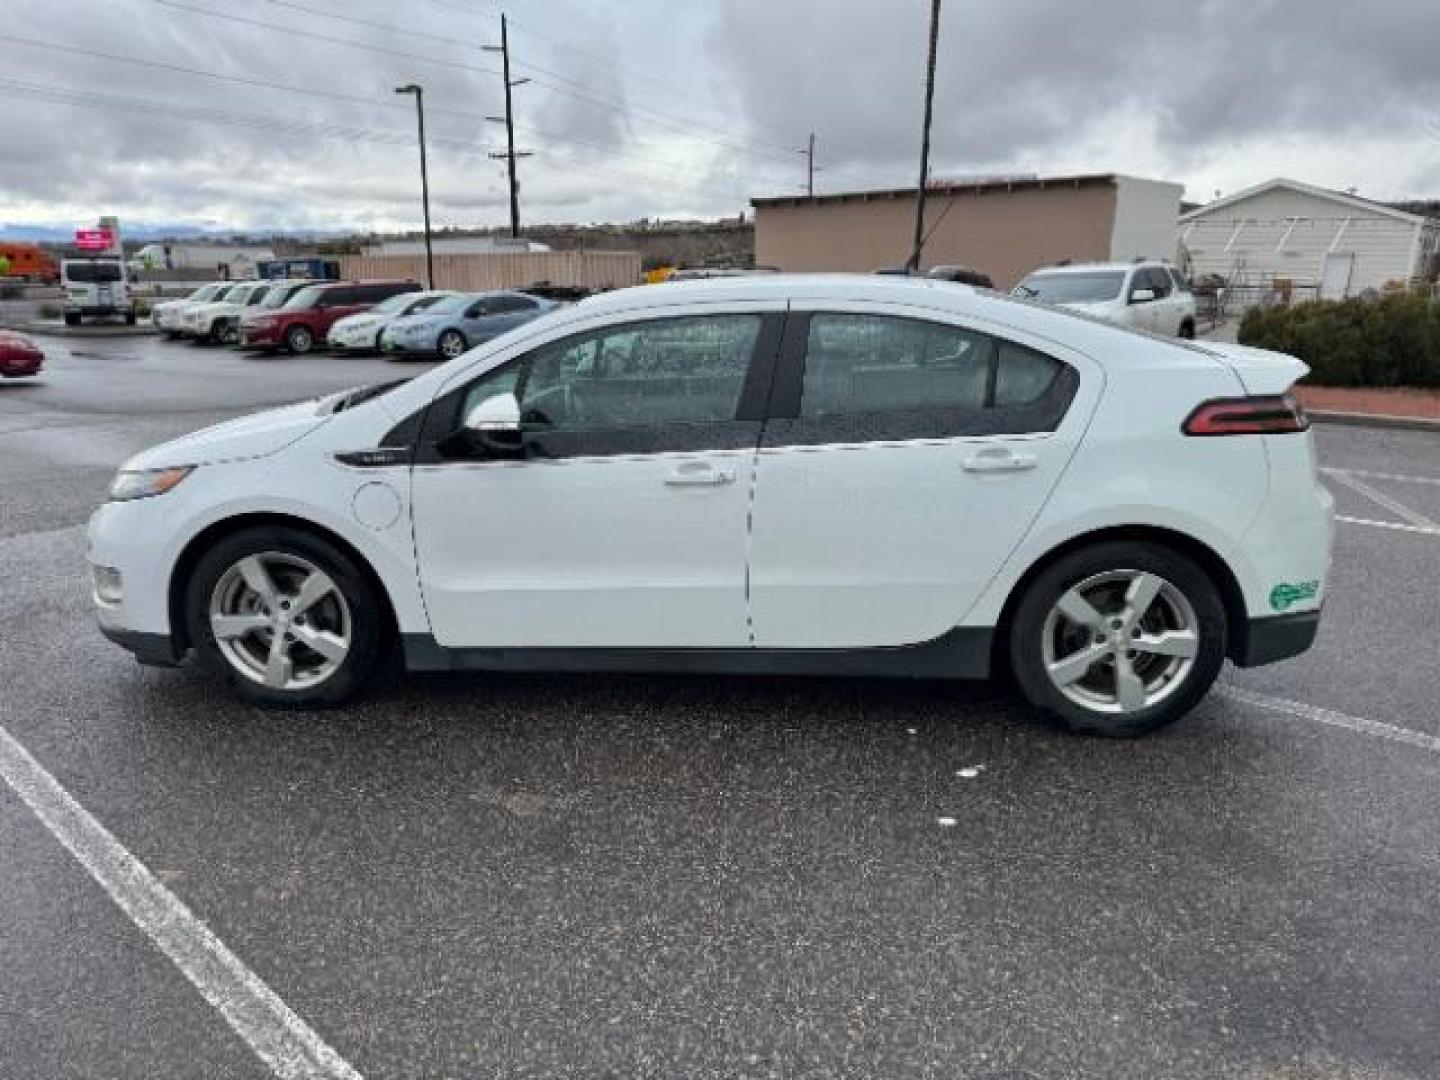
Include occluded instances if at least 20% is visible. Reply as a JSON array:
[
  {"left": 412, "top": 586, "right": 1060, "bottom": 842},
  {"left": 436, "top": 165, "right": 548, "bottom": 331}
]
[
  {"left": 442, "top": 391, "right": 523, "bottom": 459},
  {"left": 1129, "top": 287, "right": 1156, "bottom": 304}
]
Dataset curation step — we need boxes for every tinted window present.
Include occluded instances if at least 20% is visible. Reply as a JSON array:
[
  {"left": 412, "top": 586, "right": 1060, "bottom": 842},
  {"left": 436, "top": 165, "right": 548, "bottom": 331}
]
[
  {"left": 767, "top": 312, "right": 1075, "bottom": 444},
  {"left": 64, "top": 261, "right": 123, "bottom": 283},
  {"left": 461, "top": 314, "right": 760, "bottom": 430},
  {"left": 489, "top": 294, "right": 537, "bottom": 314},
  {"left": 801, "top": 313, "right": 992, "bottom": 417},
  {"left": 284, "top": 286, "right": 324, "bottom": 309},
  {"left": 1014, "top": 272, "right": 1124, "bottom": 302},
  {"left": 1141, "top": 267, "right": 1172, "bottom": 298},
  {"left": 363, "top": 282, "right": 419, "bottom": 303}
]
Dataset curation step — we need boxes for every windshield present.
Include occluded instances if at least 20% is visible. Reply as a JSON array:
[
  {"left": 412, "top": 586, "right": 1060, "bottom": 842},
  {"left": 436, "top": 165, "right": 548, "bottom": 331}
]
[
  {"left": 283, "top": 285, "right": 325, "bottom": 310},
  {"left": 211, "top": 284, "right": 241, "bottom": 302},
  {"left": 260, "top": 283, "right": 302, "bottom": 309},
  {"left": 244, "top": 285, "right": 270, "bottom": 305},
  {"left": 63, "top": 260, "right": 123, "bottom": 283},
  {"left": 370, "top": 292, "right": 428, "bottom": 316},
  {"left": 423, "top": 294, "right": 474, "bottom": 316},
  {"left": 1014, "top": 271, "right": 1126, "bottom": 303},
  {"left": 188, "top": 284, "right": 222, "bottom": 302}
]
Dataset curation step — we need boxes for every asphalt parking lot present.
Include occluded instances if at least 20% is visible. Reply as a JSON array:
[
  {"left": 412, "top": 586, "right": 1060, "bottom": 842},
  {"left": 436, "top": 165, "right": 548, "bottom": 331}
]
[{"left": 2, "top": 335, "right": 1438, "bottom": 1079}]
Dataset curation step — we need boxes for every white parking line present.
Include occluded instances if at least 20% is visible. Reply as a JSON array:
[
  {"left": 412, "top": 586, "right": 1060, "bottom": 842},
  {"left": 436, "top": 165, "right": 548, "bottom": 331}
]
[
  {"left": 1320, "top": 466, "right": 1440, "bottom": 487},
  {"left": 1218, "top": 686, "right": 1440, "bottom": 754},
  {"left": 1336, "top": 515, "right": 1440, "bottom": 537},
  {"left": 0, "top": 723, "right": 364, "bottom": 1080},
  {"left": 1325, "top": 469, "right": 1440, "bottom": 531}
]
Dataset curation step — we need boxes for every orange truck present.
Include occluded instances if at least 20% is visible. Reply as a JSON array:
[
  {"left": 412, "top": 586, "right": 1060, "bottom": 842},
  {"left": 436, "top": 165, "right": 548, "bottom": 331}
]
[{"left": 0, "top": 243, "right": 60, "bottom": 283}]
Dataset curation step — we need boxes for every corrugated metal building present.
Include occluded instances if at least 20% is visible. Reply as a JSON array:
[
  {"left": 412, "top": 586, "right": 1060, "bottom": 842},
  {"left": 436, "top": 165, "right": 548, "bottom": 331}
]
[
  {"left": 750, "top": 174, "right": 1183, "bottom": 289},
  {"left": 1178, "top": 178, "right": 1440, "bottom": 299}
]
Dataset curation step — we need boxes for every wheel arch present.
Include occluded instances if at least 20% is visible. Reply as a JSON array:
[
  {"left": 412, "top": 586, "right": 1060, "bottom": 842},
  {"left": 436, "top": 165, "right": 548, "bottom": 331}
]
[
  {"left": 168, "top": 511, "right": 400, "bottom": 655},
  {"left": 990, "top": 524, "right": 1248, "bottom": 673}
]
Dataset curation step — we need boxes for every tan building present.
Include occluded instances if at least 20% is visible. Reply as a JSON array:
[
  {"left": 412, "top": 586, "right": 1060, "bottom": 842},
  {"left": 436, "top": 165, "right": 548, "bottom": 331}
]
[{"left": 752, "top": 173, "right": 1183, "bottom": 289}]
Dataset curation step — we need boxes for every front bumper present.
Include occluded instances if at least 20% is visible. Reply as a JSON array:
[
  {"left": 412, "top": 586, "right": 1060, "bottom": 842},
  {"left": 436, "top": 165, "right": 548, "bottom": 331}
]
[
  {"left": 240, "top": 323, "right": 281, "bottom": 347},
  {"left": 99, "top": 624, "right": 182, "bottom": 667},
  {"left": 1232, "top": 610, "right": 1321, "bottom": 667}
]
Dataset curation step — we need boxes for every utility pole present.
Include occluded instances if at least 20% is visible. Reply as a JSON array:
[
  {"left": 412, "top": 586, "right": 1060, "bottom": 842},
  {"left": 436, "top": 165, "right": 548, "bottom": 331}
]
[
  {"left": 484, "top": 14, "right": 532, "bottom": 239},
  {"left": 394, "top": 83, "right": 434, "bottom": 289},
  {"left": 907, "top": 0, "right": 942, "bottom": 273},
  {"left": 797, "top": 131, "right": 818, "bottom": 197}
]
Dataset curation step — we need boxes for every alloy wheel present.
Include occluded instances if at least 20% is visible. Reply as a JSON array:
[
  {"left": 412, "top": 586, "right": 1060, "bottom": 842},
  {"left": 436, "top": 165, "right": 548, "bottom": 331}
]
[
  {"left": 1040, "top": 569, "right": 1200, "bottom": 715},
  {"left": 208, "top": 552, "right": 351, "bottom": 691},
  {"left": 439, "top": 331, "right": 466, "bottom": 359}
]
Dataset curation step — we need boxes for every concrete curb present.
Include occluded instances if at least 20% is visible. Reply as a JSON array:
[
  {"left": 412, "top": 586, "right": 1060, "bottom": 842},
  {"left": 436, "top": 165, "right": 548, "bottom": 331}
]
[
  {"left": 0, "top": 320, "right": 158, "bottom": 339},
  {"left": 1310, "top": 410, "right": 1440, "bottom": 433}
]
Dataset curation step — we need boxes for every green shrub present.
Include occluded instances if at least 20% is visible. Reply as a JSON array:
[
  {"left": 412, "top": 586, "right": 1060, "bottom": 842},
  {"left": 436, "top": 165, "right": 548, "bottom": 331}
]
[{"left": 1238, "top": 292, "right": 1440, "bottom": 387}]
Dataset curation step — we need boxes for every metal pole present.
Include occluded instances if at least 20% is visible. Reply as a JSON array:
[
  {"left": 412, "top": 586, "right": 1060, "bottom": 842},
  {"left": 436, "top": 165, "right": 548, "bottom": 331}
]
[
  {"left": 415, "top": 89, "right": 435, "bottom": 289},
  {"left": 807, "top": 131, "right": 816, "bottom": 197},
  {"left": 500, "top": 14, "right": 520, "bottom": 238},
  {"left": 907, "top": 0, "right": 942, "bottom": 273}
]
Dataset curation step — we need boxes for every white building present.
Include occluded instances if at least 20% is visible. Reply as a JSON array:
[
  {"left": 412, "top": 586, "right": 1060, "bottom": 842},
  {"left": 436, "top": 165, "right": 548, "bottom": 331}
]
[{"left": 1178, "top": 178, "right": 1440, "bottom": 300}]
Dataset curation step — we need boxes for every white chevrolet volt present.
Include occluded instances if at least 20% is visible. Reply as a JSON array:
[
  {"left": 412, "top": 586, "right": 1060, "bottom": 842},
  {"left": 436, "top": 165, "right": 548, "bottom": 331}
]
[{"left": 88, "top": 275, "right": 1333, "bottom": 736}]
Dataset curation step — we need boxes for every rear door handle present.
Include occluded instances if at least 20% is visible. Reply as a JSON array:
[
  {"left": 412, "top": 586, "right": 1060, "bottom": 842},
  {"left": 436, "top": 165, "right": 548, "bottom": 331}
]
[
  {"left": 664, "top": 462, "right": 736, "bottom": 487},
  {"left": 963, "top": 448, "right": 1038, "bottom": 473}
]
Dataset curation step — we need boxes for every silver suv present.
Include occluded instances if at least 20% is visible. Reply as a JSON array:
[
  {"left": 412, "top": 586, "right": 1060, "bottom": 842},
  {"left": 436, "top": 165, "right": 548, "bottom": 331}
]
[{"left": 1013, "top": 259, "right": 1198, "bottom": 338}]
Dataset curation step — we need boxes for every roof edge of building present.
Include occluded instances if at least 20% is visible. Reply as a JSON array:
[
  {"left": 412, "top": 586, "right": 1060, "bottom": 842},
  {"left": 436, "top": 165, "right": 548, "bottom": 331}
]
[{"left": 750, "top": 173, "right": 1123, "bottom": 209}]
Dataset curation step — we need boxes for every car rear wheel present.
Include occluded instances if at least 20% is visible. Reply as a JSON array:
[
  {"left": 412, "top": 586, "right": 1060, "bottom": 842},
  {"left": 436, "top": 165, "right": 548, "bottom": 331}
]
[
  {"left": 437, "top": 329, "right": 468, "bottom": 360},
  {"left": 185, "top": 527, "right": 387, "bottom": 707},
  {"left": 1008, "top": 541, "right": 1226, "bottom": 737},
  {"left": 1179, "top": 319, "right": 1196, "bottom": 339}
]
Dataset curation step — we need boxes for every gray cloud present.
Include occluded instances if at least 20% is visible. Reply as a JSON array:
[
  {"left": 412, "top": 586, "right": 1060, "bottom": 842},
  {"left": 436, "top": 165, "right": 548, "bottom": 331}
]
[{"left": 2, "top": 0, "right": 1437, "bottom": 235}]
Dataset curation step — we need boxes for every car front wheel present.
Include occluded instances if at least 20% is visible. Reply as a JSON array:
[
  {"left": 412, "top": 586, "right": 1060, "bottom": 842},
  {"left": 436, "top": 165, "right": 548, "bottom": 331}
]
[
  {"left": 185, "top": 527, "right": 386, "bottom": 706},
  {"left": 285, "top": 324, "right": 315, "bottom": 354},
  {"left": 437, "top": 329, "right": 468, "bottom": 360},
  {"left": 1008, "top": 541, "right": 1226, "bottom": 737}
]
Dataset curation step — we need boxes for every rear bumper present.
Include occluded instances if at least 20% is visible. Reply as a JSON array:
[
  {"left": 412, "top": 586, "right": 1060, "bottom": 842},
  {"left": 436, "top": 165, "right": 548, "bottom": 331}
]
[{"left": 1232, "top": 610, "right": 1321, "bottom": 668}]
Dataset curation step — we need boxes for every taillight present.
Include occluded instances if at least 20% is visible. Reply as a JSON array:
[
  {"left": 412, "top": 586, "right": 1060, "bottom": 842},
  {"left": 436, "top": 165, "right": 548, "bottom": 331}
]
[{"left": 1182, "top": 394, "right": 1309, "bottom": 436}]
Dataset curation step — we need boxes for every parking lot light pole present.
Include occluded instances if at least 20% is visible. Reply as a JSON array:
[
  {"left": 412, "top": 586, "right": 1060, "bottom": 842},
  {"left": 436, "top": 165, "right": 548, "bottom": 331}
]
[{"left": 395, "top": 83, "right": 435, "bottom": 289}]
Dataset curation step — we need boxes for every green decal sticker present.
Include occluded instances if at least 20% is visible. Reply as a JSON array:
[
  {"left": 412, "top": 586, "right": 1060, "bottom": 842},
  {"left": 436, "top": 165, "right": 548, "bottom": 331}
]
[{"left": 1269, "top": 580, "right": 1320, "bottom": 612}]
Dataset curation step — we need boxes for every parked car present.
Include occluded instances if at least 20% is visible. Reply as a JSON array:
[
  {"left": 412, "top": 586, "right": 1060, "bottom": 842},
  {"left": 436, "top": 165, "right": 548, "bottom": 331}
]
[
  {"left": 0, "top": 330, "right": 44, "bottom": 377},
  {"left": 380, "top": 290, "right": 557, "bottom": 360},
  {"left": 327, "top": 290, "right": 458, "bottom": 354},
  {"left": 61, "top": 256, "right": 136, "bottom": 326},
  {"left": 239, "top": 280, "right": 421, "bottom": 354},
  {"left": 927, "top": 264, "right": 995, "bottom": 288},
  {"left": 1013, "top": 260, "right": 1198, "bottom": 338},
  {"left": 88, "top": 274, "right": 1332, "bottom": 736},
  {"left": 152, "top": 283, "right": 230, "bottom": 337},
  {"left": 181, "top": 280, "right": 275, "bottom": 344}
]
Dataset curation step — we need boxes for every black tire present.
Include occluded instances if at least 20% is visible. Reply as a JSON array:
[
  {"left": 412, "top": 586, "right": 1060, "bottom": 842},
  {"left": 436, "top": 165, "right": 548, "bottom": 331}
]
[
  {"left": 374, "top": 329, "right": 386, "bottom": 353},
  {"left": 437, "top": 329, "right": 468, "bottom": 360},
  {"left": 285, "top": 323, "right": 315, "bottom": 354},
  {"left": 124, "top": 311, "right": 138, "bottom": 326},
  {"left": 63, "top": 312, "right": 81, "bottom": 327},
  {"left": 219, "top": 321, "right": 241, "bottom": 346},
  {"left": 1178, "top": 319, "right": 1196, "bottom": 339},
  {"left": 184, "top": 526, "right": 388, "bottom": 707},
  {"left": 1007, "top": 540, "right": 1226, "bottom": 737}
]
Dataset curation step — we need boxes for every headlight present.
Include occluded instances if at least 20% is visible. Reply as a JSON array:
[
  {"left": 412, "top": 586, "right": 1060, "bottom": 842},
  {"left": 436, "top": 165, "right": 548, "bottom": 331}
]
[{"left": 107, "top": 466, "right": 195, "bottom": 503}]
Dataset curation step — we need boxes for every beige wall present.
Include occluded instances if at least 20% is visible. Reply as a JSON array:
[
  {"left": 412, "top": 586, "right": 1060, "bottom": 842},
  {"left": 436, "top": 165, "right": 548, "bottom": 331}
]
[
  {"left": 755, "top": 184, "right": 1119, "bottom": 289},
  {"left": 339, "top": 251, "right": 642, "bottom": 292}
]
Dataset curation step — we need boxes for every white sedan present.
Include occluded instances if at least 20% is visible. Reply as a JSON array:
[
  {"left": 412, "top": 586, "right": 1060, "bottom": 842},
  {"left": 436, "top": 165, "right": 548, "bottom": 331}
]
[
  {"left": 326, "top": 290, "right": 457, "bottom": 354},
  {"left": 88, "top": 274, "right": 1332, "bottom": 736}
]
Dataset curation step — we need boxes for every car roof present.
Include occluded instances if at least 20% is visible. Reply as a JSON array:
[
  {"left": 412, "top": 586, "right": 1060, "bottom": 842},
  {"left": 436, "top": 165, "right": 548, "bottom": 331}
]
[{"left": 1024, "top": 260, "right": 1172, "bottom": 276}]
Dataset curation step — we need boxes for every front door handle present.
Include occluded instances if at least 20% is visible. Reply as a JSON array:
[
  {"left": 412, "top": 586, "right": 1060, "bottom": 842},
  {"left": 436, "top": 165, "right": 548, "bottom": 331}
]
[
  {"left": 664, "top": 462, "right": 736, "bottom": 487},
  {"left": 963, "top": 448, "right": 1038, "bottom": 473}
]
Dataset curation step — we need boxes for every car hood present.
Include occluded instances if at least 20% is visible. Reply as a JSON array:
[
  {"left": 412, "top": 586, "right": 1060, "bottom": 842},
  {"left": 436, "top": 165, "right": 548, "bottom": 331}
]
[
  {"left": 1195, "top": 341, "right": 1309, "bottom": 395},
  {"left": 334, "top": 312, "right": 382, "bottom": 330},
  {"left": 190, "top": 301, "right": 241, "bottom": 317},
  {"left": 1051, "top": 299, "right": 1123, "bottom": 317},
  {"left": 122, "top": 398, "right": 331, "bottom": 470}
]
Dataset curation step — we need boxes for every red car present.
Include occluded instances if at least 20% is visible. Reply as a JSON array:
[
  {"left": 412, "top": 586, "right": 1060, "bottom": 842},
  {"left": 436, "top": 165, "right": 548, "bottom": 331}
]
[
  {"left": 0, "top": 331, "right": 44, "bottom": 378},
  {"left": 238, "top": 280, "right": 421, "bottom": 354}
]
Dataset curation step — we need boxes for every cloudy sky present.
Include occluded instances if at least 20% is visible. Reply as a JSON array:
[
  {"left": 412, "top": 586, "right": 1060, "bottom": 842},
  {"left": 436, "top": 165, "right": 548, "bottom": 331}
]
[{"left": 3, "top": 0, "right": 1439, "bottom": 235}]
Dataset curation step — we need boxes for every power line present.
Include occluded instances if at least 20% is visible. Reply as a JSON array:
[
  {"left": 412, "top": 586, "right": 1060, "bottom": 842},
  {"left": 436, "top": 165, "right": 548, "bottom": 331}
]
[{"left": 155, "top": 0, "right": 805, "bottom": 168}]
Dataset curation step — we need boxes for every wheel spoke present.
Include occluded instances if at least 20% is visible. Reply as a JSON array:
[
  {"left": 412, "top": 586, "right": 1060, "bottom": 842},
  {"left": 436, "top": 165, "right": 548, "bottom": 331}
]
[
  {"left": 211, "top": 612, "right": 271, "bottom": 640},
  {"left": 237, "top": 556, "right": 280, "bottom": 610},
  {"left": 291, "top": 624, "right": 348, "bottom": 663},
  {"left": 263, "top": 635, "right": 293, "bottom": 689},
  {"left": 290, "top": 570, "right": 337, "bottom": 618},
  {"left": 1047, "top": 642, "right": 1112, "bottom": 687},
  {"left": 1055, "top": 588, "right": 1106, "bottom": 631},
  {"left": 1114, "top": 656, "right": 1147, "bottom": 712},
  {"left": 1134, "top": 628, "right": 1198, "bottom": 659},
  {"left": 1123, "top": 572, "right": 1163, "bottom": 628}
]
